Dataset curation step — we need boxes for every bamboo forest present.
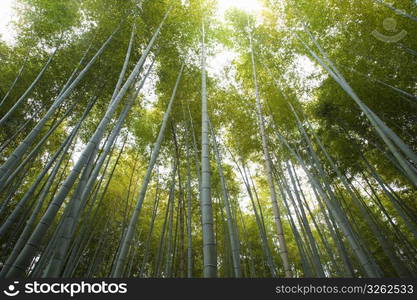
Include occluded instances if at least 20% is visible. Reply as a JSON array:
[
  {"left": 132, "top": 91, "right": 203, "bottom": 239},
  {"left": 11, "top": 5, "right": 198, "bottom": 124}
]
[{"left": 0, "top": 0, "right": 415, "bottom": 279}]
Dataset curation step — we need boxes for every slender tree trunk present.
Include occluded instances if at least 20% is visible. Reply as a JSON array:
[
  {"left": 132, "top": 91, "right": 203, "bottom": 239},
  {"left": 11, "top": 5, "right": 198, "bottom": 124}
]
[
  {"left": 277, "top": 174, "right": 313, "bottom": 277},
  {"left": 111, "top": 62, "right": 183, "bottom": 278},
  {"left": 374, "top": 0, "right": 417, "bottom": 22},
  {"left": 248, "top": 31, "right": 292, "bottom": 277},
  {"left": 209, "top": 120, "right": 241, "bottom": 277},
  {"left": 154, "top": 164, "right": 177, "bottom": 278},
  {"left": 297, "top": 30, "right": 417, "bottom": 186},
  {"left": 0, "top": 50, "right": 56, "bottom": 125},
  {"left": 184, "top": 116, "right": 193, "bottom": 278},
  {"left": 0, "top": 27, "right": 119, "bottom": 186},
  {"left": 139, "top": 171, "right": 160, "bottom": 277},
  {"left": 200, "top": 20, "right": 217, "bottom": 278},
  {"left": 276, "top": 131, "right": 382, "bottom": 277},
  {"left": 0, "top": 63, "right": 26, "bottom": 108}
]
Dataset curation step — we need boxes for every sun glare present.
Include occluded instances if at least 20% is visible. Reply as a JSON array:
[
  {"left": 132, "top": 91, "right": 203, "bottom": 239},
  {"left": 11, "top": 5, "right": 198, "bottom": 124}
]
[
  {"left": 0, "top": 0, "right": 16, "bottom": 45},
  {"left": 216, "top": 0, "right": 263, "bottom": 17}
]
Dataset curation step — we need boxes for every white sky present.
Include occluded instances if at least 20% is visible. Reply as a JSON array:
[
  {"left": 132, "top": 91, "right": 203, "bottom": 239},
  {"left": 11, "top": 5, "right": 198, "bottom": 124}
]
[
  {"left": 0, "top": 0, "right": 317, "bottom": 102},
  {"left": 207, "top": 0, "right": 263, "bottom": 80},
  {"left": 0, "top": 0, "right": 262, "bottom": 74},
  {"left": 0, "top": 0, "right": 16, "bottom": 45},
  {"left": 216, "top": 0, "right": 263, "bottom": 17},
  {"left": 0, "top": 0, "right": 264, "bottom": 42}
]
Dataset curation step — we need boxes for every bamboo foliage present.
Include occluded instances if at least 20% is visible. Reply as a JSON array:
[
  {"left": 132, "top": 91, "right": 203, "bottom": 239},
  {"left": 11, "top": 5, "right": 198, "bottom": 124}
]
[{"left": 0, "top": 0, "right": 415, "bottom": 280}]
